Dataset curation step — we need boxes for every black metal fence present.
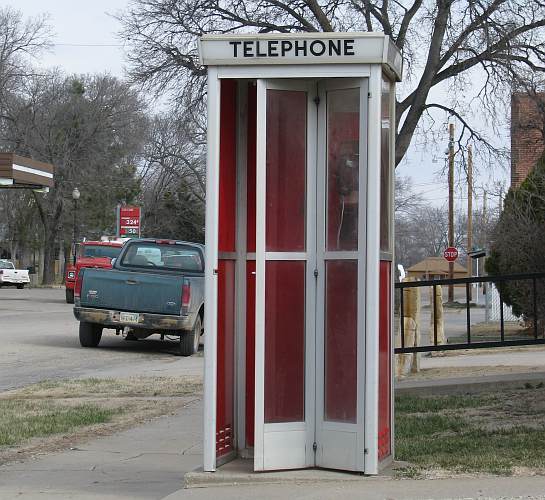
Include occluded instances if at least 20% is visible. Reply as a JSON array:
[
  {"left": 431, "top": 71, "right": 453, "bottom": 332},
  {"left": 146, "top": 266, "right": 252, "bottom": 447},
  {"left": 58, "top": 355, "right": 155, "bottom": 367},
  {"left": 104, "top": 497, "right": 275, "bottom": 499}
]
[{"left": 395, "top": 272, "right": 545, "bottom": 354}]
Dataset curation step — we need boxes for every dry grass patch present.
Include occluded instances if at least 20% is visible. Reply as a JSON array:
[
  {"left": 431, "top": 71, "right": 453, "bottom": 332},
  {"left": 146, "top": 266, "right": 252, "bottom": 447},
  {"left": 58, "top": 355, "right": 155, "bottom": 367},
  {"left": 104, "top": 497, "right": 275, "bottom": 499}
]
[
  {"left": 0, "top": 376, "right": 202, "bottom": 465},
  {"left": 396, "top": 385, "right": 545, "bottom": 477},
  {"left": 1, "top": 376, "right": 202, "bottom": 400}
]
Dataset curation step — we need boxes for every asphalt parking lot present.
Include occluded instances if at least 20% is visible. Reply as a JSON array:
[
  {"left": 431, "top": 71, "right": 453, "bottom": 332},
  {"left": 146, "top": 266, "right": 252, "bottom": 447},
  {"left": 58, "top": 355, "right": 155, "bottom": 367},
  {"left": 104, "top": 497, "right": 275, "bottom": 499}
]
[{"left": 0, "top": 287, "right": 203, "bottom": 391}]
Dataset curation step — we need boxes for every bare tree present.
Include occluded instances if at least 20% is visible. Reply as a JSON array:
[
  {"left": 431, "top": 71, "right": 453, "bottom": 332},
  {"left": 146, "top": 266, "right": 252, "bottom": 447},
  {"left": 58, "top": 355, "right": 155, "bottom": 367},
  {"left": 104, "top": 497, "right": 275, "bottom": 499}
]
[
  {"left": 396, "top": 203, "right": 472, "bottom": 267},
  {"left": 139, "top": 112, "right": 206, "bottom": 241},
  {"left": 0, "top": 72, "right": 147, "bottom": 284},
  {"left": 0, "top": 6, "right": 51, "bottom": 109},
  {"left": 395, "top": 175, "right": 424, "bottom": 217},
  {"left": 117, "top": 0, "right": 545, "bottom": 164}
]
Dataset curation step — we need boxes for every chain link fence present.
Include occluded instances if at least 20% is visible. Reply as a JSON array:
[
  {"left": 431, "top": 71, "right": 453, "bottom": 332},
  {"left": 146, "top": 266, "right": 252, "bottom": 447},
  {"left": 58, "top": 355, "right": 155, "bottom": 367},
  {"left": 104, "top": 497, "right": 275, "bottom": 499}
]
[{"left": 485, "top": 283, "right": 520, "bottom": 323}]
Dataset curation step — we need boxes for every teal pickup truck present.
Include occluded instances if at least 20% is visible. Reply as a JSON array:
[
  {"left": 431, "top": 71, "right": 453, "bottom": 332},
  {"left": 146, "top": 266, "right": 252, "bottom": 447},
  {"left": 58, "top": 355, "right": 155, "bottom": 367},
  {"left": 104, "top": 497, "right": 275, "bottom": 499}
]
[{"left": 73, "top": 239, "right": 204, "bottom": 356}]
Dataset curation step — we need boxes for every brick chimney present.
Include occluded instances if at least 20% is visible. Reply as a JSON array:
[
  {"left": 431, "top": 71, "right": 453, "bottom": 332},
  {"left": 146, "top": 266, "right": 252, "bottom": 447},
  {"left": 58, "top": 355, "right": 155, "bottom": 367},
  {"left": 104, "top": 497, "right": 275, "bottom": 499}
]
[{"left": 511, "top": 93, "right": 545, "bottom": 188}]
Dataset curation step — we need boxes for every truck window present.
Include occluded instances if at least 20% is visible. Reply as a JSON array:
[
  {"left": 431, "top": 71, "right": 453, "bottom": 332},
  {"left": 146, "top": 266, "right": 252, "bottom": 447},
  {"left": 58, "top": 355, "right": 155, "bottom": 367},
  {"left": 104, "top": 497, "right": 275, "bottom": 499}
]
[
  {"left": 79, "top": 245, "right": 122, "bottom": 259},
  {"left": 0, "top": 260, "right": 15, "bottom": 270},
  {"left": 121, "top": 242, "right": 203, "bottom": 272}
]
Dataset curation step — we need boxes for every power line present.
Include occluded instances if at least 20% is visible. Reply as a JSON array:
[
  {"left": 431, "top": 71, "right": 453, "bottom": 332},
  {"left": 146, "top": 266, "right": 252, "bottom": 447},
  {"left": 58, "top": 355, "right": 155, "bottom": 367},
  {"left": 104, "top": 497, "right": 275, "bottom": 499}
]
[{"left": 53, "top": 43, "right": 123, "bottom": 47}]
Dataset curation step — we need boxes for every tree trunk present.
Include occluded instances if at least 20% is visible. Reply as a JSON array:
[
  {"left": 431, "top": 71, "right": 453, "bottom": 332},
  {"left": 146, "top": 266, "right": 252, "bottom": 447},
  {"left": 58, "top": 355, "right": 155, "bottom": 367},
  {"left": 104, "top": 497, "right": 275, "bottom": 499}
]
[{"left": 42, "top": 229, "right": 58, "bottom": 285}]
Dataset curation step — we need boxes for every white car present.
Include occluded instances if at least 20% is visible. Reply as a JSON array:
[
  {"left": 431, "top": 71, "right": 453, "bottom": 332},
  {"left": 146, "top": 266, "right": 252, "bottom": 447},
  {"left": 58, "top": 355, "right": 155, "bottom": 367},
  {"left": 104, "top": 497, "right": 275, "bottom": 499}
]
[{"left": 0, "top": 260, "right": 30, "bottom": 289}]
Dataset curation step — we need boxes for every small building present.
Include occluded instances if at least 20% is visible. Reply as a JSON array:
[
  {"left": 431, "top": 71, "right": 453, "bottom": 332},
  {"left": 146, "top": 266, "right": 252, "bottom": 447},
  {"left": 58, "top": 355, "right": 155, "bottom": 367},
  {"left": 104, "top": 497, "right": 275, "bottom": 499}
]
[{"left": 407, "top": 257, "right": 467, "bottom": 281}]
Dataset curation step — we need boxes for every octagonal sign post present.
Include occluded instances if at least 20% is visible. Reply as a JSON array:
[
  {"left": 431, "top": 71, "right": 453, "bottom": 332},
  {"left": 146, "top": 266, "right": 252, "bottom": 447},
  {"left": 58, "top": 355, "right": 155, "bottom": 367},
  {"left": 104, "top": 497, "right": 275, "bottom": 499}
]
[{"left": 444, "top": 247, "right": 459, "bottom": 262}]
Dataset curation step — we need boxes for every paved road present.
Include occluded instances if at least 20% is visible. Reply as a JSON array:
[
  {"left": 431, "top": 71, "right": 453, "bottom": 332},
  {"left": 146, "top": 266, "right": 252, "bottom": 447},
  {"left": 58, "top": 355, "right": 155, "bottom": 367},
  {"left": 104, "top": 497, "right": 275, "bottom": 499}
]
[{"left": 0, "top": 288, "right": 202, "bottom": 391}]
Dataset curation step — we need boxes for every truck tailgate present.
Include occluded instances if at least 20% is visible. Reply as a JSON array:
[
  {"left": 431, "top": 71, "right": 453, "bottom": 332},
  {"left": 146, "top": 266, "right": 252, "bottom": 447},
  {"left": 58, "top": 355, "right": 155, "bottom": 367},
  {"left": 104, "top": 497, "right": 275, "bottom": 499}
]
[
  {"left": 0, "top": 270, "right": 29, "bottom": 282},
  {"left": 80, "top": 269, "right": 184, "bottom": 315}
]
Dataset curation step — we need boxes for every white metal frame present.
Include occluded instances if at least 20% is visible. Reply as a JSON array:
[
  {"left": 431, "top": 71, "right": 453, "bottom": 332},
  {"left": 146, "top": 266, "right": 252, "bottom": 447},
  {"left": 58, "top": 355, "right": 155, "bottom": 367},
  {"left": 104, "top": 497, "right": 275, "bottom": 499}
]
[
  {"left": 203, "top": 68, "right": 221, "bottom": 472},
  {"left": 217, "top": 65, "right": 371, "bottom": 81},
  {"left": 363, "top": 65, "right": 383, "bottom": 475},
  {"left": 235, "top": 82, "right": 249, "bottom": 453}
]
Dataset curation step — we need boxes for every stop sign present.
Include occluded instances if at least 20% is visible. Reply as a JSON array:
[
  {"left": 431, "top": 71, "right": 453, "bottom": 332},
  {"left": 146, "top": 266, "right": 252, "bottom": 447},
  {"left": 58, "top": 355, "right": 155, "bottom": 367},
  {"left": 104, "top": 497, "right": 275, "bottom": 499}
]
[{"left": 444, "top": 247, "right": 459, "bottom": 262}]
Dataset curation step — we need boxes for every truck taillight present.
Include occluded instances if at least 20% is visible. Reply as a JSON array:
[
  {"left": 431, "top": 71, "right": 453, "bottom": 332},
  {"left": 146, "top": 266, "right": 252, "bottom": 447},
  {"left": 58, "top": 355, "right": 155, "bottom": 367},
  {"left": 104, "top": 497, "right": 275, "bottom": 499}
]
[
  {"left": 74, "top": 270, "right": 85, "bottom": 299},
  {"left": 181, "top": 281, "right": 191, "bottom": 314}
]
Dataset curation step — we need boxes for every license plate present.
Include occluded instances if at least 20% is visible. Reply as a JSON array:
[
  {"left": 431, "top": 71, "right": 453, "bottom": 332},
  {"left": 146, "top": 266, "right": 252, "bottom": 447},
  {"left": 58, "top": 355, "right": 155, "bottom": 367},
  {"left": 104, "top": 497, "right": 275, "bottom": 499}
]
[{"left": 120, "top": 312, "right": 140, "bottom": 324}]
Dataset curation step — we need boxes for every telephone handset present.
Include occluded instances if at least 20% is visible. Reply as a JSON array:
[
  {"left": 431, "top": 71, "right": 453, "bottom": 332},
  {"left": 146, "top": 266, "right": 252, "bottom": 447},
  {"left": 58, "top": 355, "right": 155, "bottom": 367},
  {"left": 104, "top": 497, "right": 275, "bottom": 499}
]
[
  {"left": 334, "top": 140, "right": 359, "bottom": 248},
  {"left": 335, "top": 140, "right": 359, "bottom": 198}
]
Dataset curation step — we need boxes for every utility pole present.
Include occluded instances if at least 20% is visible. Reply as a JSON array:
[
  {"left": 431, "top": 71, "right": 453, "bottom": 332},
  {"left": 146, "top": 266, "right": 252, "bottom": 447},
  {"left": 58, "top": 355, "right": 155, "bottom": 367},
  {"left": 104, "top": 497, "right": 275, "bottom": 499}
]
[
  {"left": 483, "top": 189, "right": 487, "bottom": 240},
  {"left": 448, "top": 123, "right": 455, "bottom": 302},
  {"left": 481, "top": 189, "right": 488, "bottom": 299},
  {"left": 467, "top": 145, "right": 473, "bottom": 300}
]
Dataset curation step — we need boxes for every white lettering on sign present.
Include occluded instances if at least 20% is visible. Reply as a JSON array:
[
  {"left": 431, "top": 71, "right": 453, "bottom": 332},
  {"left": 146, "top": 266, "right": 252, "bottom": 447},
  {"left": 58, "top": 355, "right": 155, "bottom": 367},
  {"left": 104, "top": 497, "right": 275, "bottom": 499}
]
[{"left": 227, "top": 39, "right": 356, "bottom": 59}]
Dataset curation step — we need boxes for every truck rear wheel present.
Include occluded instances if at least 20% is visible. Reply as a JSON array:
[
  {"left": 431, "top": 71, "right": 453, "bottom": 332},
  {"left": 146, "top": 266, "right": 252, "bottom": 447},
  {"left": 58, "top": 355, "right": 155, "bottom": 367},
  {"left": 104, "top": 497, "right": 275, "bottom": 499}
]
[
  {"left": 178, "top": 316, "right": 201, "bottom": 357},
  {"left": 16, "top": 284, "right": 24, "bottom": 289},
  {"left": 66, "top": 288, "right": 74, "bottom": 304},
  {"left": 79, "top": 322, "right": 103, "bottom": 347}
]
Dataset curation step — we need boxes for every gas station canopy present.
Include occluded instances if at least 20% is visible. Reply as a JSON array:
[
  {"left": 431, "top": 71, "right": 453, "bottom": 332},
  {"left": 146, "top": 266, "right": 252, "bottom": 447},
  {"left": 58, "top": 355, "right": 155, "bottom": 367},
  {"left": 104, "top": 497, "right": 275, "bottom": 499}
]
[{"left": 0, "top": 153, "right": 54, "bottom": 190}]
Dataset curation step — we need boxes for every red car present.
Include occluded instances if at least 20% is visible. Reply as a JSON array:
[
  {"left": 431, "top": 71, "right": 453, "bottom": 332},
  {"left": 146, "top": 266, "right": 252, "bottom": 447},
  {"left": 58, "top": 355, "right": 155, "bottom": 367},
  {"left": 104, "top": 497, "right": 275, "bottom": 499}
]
[{"left": 65, "top": 241, "right": 124, "bottom": 303}]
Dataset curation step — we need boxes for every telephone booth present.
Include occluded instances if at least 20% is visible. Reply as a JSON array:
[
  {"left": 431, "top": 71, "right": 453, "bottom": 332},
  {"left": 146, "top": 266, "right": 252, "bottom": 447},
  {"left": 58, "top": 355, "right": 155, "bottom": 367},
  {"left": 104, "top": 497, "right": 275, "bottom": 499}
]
[{"left": 200, "top": 33, "right": 401, "bottom": 474}]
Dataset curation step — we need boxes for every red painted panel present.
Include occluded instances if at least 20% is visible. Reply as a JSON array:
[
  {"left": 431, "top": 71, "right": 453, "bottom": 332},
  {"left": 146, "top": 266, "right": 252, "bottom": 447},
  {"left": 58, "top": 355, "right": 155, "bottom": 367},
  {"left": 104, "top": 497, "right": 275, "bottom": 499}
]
[
  {"left": 266, "top": 90, "right": 307, "bottom": 252},
  {"left": 378, "top": 260, "right": 392, "bottom": 461},
  {"left": 246, "top": 83, "right": 257, "bottom": 253},
  {"left": 245, "top": 260, "right": 256, "bottom": 446},
  {"left": 264, "top": 261, "right": 306, "bottom": 423},
  {"left": 325, "top": 260, "right": 358, "bottom": 423},
  {"left": 219, "top": 80, "right": 237, "bottom": 253},
  {"left": 216, "top": 260, "right": 236, "bottom": 457}
]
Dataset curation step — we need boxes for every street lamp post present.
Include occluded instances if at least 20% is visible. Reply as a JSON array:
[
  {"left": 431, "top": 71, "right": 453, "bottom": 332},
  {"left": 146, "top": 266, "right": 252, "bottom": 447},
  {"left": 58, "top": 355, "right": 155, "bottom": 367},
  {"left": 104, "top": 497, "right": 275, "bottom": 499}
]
[{"left": 72, "top": 187, "right": 80, "bottom": 265}]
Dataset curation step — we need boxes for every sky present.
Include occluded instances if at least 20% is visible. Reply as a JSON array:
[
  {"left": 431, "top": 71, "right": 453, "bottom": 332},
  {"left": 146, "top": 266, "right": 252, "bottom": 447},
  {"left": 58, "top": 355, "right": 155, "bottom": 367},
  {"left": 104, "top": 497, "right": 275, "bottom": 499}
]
[
  {"left": 13, "top": 0, "right": 128, "bottom": 76},
  {"left": 10, "top": 0, "right": 508, "bottom": 213}
]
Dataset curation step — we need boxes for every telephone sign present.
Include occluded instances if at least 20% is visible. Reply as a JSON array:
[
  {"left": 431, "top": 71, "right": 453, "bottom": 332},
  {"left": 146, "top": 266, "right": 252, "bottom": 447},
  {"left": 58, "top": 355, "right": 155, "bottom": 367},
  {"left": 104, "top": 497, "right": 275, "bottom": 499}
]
[
  {"left": 117, "top": 206, "right": 141, "bottom": 237},
  {"left": 443, "top": 247, "right": 459, "bottom": 262}
]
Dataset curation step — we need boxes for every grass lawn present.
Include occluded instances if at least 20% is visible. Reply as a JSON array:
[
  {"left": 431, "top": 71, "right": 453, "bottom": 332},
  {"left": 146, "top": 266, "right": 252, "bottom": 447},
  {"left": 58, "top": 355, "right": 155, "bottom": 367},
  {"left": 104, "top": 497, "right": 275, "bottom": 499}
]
[
  {"left": 395, "top": 386, "right": 545, "bottom": 476},
  {"left": 0, "top": 376, "right": 202, "bottom": 464},
  {"left": 0, "top": 400, "right": 118, "bottom": 447}
]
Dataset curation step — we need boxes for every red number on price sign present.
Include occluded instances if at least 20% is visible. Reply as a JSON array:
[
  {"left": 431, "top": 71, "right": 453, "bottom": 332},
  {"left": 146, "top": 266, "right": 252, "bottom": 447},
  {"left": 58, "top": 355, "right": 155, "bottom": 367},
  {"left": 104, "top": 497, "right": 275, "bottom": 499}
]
[{"left": 118, "top": 206, "right": 141, "bottom": 237}]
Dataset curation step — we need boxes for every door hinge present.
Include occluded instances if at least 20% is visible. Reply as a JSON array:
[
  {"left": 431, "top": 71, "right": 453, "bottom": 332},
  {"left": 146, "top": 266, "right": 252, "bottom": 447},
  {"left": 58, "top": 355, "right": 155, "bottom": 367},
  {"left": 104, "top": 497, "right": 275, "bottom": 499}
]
[
  {"left": 313, "top": 96, "right": 320, "bottom": 106},
  {"left": 368, "top": 92, "right": 371, "bottom": 98},
  {"left": 313, "top": 268, "right": 318, "bottom": 278},
  {"left": 313, "top": 442, "right": 317, "bottom": 452}
]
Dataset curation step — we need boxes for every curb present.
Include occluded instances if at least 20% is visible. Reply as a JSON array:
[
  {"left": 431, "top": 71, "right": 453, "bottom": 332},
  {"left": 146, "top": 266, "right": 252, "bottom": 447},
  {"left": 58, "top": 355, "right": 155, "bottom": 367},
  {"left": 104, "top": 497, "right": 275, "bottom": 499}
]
[{"left": 395, "top": 371, "right": 545, "bottom": 396}]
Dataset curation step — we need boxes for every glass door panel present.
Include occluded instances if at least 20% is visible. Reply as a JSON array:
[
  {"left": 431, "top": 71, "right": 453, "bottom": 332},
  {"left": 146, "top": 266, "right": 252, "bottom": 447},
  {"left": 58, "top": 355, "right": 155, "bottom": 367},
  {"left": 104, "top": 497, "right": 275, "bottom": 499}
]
[
  {"left": 266, "top": 90, "right": 307, "bottom": 252},
  {"left": 324, "top": 259, "right": 358, "bottom": 423},
  {"left": 326, "top": 88, "right": 360, "bottom": 252},
  {"left": 264, "top": 260, "right": 306, "bottom": 423}
]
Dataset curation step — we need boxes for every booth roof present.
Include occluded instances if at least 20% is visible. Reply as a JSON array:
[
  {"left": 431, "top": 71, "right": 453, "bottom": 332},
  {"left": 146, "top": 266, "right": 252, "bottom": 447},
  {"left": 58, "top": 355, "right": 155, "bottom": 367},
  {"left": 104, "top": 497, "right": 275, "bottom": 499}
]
[
  {"left": 407, "top": 257, "right": 467, "bottom": 274},
  {"left": 198, "top": 32, "right": 402, "bottom": 81}
]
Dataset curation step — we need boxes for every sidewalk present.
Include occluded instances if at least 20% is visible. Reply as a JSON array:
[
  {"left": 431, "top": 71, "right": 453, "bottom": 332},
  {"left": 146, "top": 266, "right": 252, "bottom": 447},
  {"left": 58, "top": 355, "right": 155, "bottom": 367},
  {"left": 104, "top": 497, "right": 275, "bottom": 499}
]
[
  {"left": 1, "top": 370, "right": 545, "bottom": 499},
  {"left": 169, "top": 475, "right": 545, "bottom": 499},
  {"left": 0, "top": 398, "right": 202, "bottom": 500}
]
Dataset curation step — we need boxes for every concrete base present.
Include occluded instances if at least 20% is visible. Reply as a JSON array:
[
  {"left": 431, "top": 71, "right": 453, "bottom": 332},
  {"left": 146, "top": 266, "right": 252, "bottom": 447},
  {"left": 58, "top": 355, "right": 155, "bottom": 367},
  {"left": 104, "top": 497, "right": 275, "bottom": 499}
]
[{"left": 184, "top": 458, "right": 407, "bottom": 489}]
